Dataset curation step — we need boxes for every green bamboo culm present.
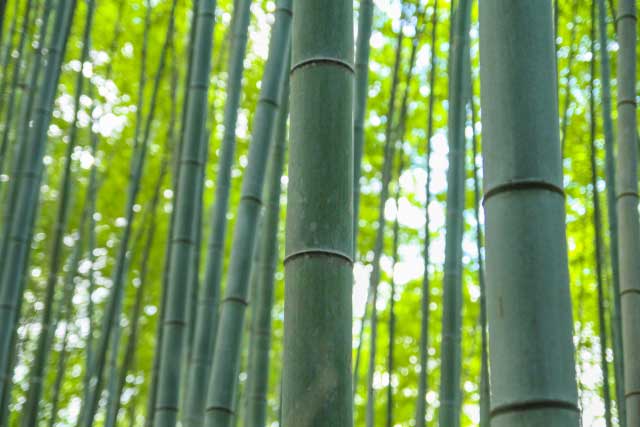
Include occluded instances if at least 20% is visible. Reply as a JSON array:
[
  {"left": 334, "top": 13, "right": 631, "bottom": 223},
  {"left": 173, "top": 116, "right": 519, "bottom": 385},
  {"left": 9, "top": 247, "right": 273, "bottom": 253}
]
[
  {"left": 281, "top": 0, "right": 354, "bottom": 425},
  {"left": 154, "top": 0, "right": 216, "bottom": 425},
  {"left": 19, "top": 0, "right": 95, "bottom": 424},
  {"left": 415, "top": 2, "right": 438, "bottom": 426},
  {"left": 353, "top": 0, "right": 374, "bottom": 249},
  {"left": 478, "top": 2, "right": 579, "bottom": 426},
  {"left": 0, "top": 0, "right": 77, "bottom": 411},
  {"left": 245, "top": 77, "right": 289, "bottom": 427},
  {"left": 615, "top": 1, "right": 639, "bottom": 426},
  {"left": 470, "top": 69, "right": 489, "bottom": 427},
  {"left": 559, "top": 0, "right": 580, "bottom": 158},
  {"left": 202, "top": 1, "right": 291, "bottom": 425},
  {"left": 438, "top": 0, "right": 471, "bottom": 425},
  {"left": 183, "top": 1, "right": 252, "bottom": 425},
  {"left": 595, "top": 0, "right": 625, "bottom": 419},
  {"left": 589, "top": 3, "right": 612, "bottom": 424}
]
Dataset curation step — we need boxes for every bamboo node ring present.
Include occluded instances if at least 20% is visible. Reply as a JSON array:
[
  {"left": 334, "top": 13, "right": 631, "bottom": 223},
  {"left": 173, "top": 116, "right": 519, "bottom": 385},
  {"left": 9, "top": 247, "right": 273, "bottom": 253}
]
[
  {"left": 284, "top": 248, "right": 354, "bottom": 265},
  {"left": 490, "top": 399, "right": 579, "bottom": 418},
  {"left": 291, "top": 57, "right": 355, "bottom": 74},
  {"left": 483, "top": 179, "right": 564, "bottom": 206}
]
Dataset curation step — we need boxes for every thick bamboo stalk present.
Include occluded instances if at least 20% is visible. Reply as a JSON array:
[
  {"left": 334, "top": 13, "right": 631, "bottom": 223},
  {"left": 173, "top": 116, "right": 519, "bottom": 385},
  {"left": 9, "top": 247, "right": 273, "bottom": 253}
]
[
  {"left": 615, "top": 1, "right": 639, "bottom": 426},
  {"left": 202, "top": 1, "right": 291, "bottom": 425},
  {"left": 281, "top": 0, "right": 353, "bottom": 424},
  {"left": 479, "top": 2, "right": 579, "bottom": 426},
  {"left": 438, "top": 0, "right": 471, "bottom": 425},
  {"left": 245, "top": 76, "right": 289, "bottom": 427}
]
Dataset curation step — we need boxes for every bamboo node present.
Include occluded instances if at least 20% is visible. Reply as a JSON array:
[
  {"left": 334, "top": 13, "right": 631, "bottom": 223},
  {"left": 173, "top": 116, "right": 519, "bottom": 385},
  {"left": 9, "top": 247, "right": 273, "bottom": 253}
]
[
  {"left": 617, "top": 99, "right": 637, "bottom": 108},
  {"left": 620, "top": 288, "right": 640, "bottom": 297},
  {"left": 483, "top": 179, "right": 564, "bottom": 205},
  {"left": 615, "top": 13, "right": 637, "bottom": 24},
  {"left": 205, "top": 405, "right": 235, "bottom": 415},
  {"left": 490, "top": 399, "right": 579, "bottom": 418},
  {"left": 624, "top": 389, "right": 640, "bottom": 398},
  {"left": 284, "top": 248, "right": 354, "bottom": 265},
  {"left": 222, "top": 296, "right": 249, "bottom": 306},
  {"left": 615, "top": 191, "right": 639, "bottom": 200},
  {"left": 291, "top": 57, "right": 355, "bottom": 74}
]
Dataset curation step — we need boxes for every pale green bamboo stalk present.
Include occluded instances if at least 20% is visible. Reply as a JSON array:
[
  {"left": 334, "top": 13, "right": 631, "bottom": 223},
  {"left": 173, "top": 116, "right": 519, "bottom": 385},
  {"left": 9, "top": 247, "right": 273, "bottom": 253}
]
[
  {"left": 415, "top": 3, "right": 438, "bottom": 427},
  {"left": 154, "top": 0, "right": 215, "bottom": 424},
  {"left": 615, "top": 1, "right": 639, "bottom": 426},
  {"left": 281, "top": 0, "right": 353, "bottom": 424},
  {"left": 589, "top": 5, "right": 612, "bottom": 424},
  {"left": 353, "top": 0, "right": 374, "bottom": 249},
  {"left": 469, "top": 68, "right": 489, "bottom": 427},
  {"left": 438, "top": 0, "right": 471, "bottom": 425},
  {"left": 144, "top": 46, "right": 179, "bottom": 427},
  {"left": 20, "top": 1, "right": 95, "bottom": 424},
  {"left": 0, "top": 0, "right": 77, "bottom": 411},
  {"left": 183, "top": 0, "right": 252, "bottom": 418},
  {"left": 245, "top": 75, "right": 288, "bottom": 427},
  {"left": 479, "top": 2, "right": 579, "bottom": 426},
  {"left": 202, "top": 1, "right": 291, "bottom": 425},
  {"left": 596, "top": 0, "right": 625, "bottom": 422},
  {"left": 78, "top": 2, "right": 178, "bottom": 425}
]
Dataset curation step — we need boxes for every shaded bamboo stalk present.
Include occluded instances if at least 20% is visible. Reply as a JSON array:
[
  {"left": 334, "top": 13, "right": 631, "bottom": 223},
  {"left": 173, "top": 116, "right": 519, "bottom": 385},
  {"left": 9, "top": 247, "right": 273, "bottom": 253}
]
[{"left": 479, "top": 2, "right": 579, "bottom": 426}]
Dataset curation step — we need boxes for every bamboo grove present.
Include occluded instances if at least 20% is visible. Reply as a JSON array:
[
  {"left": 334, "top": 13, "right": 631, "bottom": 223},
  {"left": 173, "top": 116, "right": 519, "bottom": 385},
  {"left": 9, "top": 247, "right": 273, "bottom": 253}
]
[{"left": 0, "top": 0, "right": 637, "bottom": 426}]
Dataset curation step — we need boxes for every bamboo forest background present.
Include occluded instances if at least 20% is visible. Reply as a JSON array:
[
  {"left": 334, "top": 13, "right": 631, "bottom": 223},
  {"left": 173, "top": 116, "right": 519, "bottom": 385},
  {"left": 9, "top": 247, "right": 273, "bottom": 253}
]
[{"left": 0, "top": 0, "right": 636, "bottom": 426}]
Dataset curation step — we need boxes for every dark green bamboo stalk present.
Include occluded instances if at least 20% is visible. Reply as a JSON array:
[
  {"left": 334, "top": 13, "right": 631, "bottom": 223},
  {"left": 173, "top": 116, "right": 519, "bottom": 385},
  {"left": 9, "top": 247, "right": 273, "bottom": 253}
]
[
  {"left": 202, "top": 2, "right": 291, "bottom": 425},
  {"left": 470, "top": 70, "right": 489, "bottom": 427},
  {"left": 438, "top": 1, "right": 471, "bottom": 425},
  {"left": 479, "top": 2, "right": 579, "bottom": 426},
  {"left": 597, "top": 0, "right": 625, "bottom": 422},
  {"left": 353, "top": 0, "right": 374, "bottom": 248},
  {"left": 354, "top": 11, "right": 404, "bottom": 412},
  {"left": 0, "top": 0, "right": 19, "bottom": 125},
  {"left": 0, "top": 0, "right": 77, "bottom": 411},
  {"left": 182, "top": 0, "right": 253, "bottom": 420},
  {"left": 615, "top": 1, "right": 639, "bottom": 426},
  {"left": 78, "top": 3, "right": 177, "bottom": 425},
  {"left": 415, "top": 3, "right": 438, "bottom": 427},
  {"left": 20, "top": 1, "right": 95, "bottom": 424},
  {"left": 245, "top": 76, "right": 288, "bottom": 427},
  {"left": 589, "top": 5, "right": 612, "bottom": 424},
  {"left": 154, "top": 0, "right": 215, "bottom": 424},
  {"left": 281, "top": 0, "right": 353, "bottom": 425}
]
